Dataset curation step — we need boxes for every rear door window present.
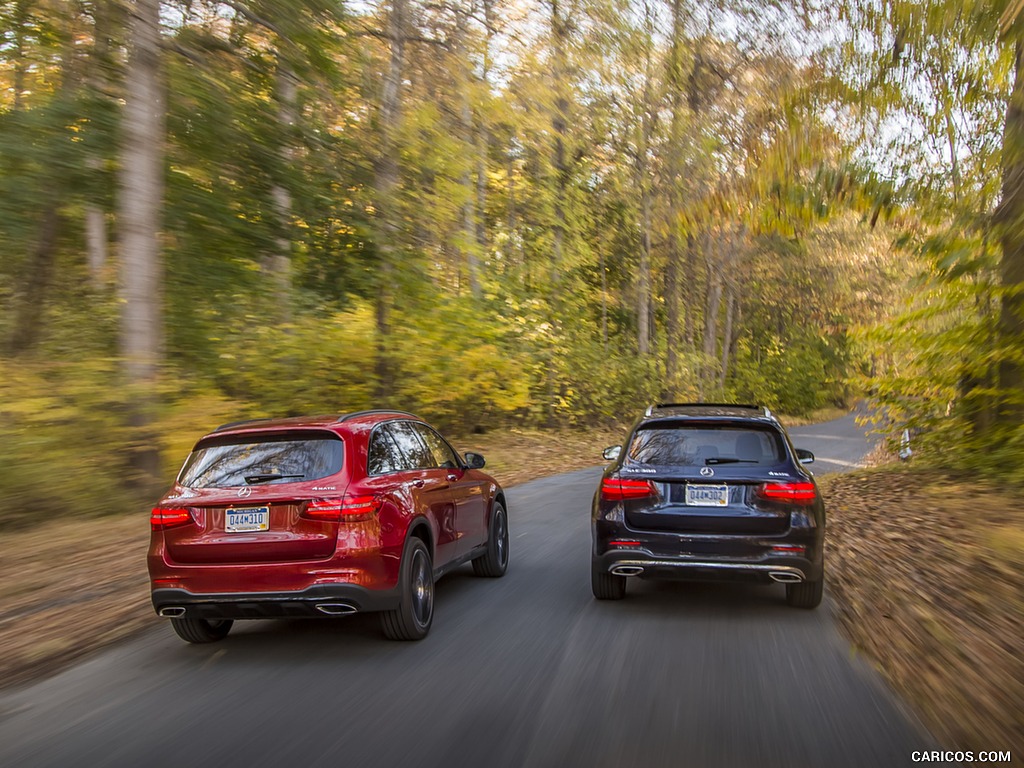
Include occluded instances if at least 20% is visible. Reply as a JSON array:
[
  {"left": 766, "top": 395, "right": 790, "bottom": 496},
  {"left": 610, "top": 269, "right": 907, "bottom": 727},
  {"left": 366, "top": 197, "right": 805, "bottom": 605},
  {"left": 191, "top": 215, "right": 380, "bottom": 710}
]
[
  {"left": 368, "top": 426, "right": 408, "bottom": 475},
  {"left": 627, "top": 425, "right": 784, "bottom": 466},
  {"left": 388, "top": 422, "right": 438, "bottom": 469},
  {"left": 179, "top": 432, "right": 344, "bottom": 488},
  {"left": 409, "top": 423, "right": 460, "bottom": 469},
  {"left": 369, "top": 421, "right": 437, "bottom": 474}
]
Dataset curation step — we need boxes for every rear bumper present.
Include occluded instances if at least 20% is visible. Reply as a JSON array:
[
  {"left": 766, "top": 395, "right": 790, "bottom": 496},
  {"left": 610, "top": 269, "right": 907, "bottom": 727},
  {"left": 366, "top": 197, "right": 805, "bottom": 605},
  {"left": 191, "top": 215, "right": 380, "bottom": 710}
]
[
  {"left": 592, "top": 518, "right": 824, "bottom": 583},
  {"left": 594, "top": 551, "right": 817, "bottom": 582},
  {"left": 151, "top": 584, "right": 401, "bottom": 620}
]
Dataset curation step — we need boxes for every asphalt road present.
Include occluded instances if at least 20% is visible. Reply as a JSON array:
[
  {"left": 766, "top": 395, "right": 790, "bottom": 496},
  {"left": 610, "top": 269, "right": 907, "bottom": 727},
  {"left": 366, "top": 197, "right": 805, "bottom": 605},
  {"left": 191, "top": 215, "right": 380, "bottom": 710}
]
[
  {"left": 788, "top": 409, "right": 878, "bottom": 474},
  {"left": 0, "top": 412, "right": 934, "bottom": 768}
]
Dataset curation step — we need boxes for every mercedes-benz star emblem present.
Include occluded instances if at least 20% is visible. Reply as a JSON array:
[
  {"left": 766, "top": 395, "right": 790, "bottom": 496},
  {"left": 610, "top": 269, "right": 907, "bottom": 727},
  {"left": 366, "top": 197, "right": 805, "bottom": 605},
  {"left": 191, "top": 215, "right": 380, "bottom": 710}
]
[
  {"left": 700, "top": 466, "right": 714, "bottom": 477},
  {"left": 237, "top": 486, "right": 253, "bottom": 498}
]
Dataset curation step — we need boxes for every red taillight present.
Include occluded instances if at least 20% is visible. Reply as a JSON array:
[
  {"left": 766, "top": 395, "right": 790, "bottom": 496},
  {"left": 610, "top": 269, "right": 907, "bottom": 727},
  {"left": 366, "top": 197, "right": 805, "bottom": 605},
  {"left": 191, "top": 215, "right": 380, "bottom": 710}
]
[
  {"left": 601, "top": 478, "right": 656, "bottom": 501},
  {"left": 340, "top": 494, "right": 384, "bottom": 519},
  {"left": 304, "top": 495, "right": 383, "bottom": 522},
  {"left": 759, "top": 482, "right": 817, "bottom": 504},
  {"left": 609, "top": 540, "right": 643, "bottom": 548},
  {"left": 151, "top": 507, "right": 193, "bottom": 530}
]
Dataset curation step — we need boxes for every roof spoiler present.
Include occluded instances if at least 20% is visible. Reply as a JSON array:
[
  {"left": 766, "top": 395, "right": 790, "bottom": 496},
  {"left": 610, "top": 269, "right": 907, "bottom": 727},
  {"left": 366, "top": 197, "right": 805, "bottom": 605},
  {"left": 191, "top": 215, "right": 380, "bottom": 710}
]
[{"left": 213, "top": 418, "right": 270, "bottom": 432}]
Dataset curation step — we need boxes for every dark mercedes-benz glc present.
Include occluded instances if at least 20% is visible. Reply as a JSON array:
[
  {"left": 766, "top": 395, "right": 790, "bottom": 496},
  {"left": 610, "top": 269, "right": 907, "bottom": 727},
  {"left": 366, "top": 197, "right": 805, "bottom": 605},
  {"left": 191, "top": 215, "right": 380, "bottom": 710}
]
[{"left": 591, "top": 403, "right": 825, "bottom": 608}]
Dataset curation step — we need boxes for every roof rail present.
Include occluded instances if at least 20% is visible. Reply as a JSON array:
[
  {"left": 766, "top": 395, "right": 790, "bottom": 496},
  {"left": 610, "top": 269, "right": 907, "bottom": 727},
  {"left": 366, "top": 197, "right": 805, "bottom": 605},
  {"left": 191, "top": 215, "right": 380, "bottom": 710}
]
[
  {"left": 337, "top": 409, "right": 419, "bottom": 423},
  {"left": 647, "top": 402, "right": 762, "bottom": 413}
]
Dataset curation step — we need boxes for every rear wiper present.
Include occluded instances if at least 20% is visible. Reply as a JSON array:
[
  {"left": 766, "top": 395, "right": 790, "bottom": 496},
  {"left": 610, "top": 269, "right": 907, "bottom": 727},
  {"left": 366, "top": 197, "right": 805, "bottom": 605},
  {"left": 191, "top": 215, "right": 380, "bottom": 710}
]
[
  {"left": 705, "top": 458, "right": 758, "bottom": 465},
  {"left": 244, "top": 473, "right": 305, "bottom": 484}
]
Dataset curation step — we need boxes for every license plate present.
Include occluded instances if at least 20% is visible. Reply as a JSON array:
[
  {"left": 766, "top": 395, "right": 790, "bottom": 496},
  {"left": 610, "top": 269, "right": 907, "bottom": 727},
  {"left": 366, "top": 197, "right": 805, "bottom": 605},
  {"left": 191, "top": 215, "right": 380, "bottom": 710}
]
[
  {"left": 685, "top": 484, "right": 729, "bottom": 506},
  {"left": 225, "top": 506, "right": 270, "bottom": 532}
]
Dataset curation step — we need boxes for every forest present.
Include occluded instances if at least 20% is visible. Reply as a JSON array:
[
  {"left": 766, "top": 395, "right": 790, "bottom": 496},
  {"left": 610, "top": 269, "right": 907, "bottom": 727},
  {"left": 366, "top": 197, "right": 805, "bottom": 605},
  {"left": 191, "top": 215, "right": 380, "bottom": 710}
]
[{"left": 1, "top": 0, "right": 1022, "bottom": 524}]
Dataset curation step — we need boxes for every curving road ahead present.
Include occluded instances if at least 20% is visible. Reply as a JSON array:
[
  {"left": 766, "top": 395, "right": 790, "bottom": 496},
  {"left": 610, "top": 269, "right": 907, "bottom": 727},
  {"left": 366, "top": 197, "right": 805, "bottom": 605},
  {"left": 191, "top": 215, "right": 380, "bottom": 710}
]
[{"left": 0, "top": 412, "right": 934, "bottom": 768}]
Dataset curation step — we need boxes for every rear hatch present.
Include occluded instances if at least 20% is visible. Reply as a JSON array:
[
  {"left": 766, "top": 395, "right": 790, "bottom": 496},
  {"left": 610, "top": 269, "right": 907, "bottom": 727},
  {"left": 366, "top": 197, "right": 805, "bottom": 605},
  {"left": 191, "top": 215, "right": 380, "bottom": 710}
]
[
  {"left": 161, "top": 430, "right": 347, "bottom": 565},
  {"left": 619, "top": 422, "right": 795, "bottom": 535}
]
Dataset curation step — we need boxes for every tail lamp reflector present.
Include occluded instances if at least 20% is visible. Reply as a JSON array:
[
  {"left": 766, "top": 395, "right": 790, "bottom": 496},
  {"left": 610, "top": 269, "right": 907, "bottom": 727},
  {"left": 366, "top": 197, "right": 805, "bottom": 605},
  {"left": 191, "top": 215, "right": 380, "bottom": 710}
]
[
  {"left": 772, "top": 544, "right": 806, "bottom": 555},
  {"left": 601, "top": 478, "right": 656, "bottom": 501},
  {"left": 609, "top": 540, "right": 643, "bottom": 548},
  {"left": 759, "top": 482, "right": 817, "bottom": 504},
  {"left": 151, "top": 507, "right": 193, "bottom": 530}
]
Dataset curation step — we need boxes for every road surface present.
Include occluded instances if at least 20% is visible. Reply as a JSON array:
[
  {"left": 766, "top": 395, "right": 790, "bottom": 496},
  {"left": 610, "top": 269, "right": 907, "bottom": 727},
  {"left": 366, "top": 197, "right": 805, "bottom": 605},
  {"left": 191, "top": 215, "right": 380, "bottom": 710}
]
[
  {"left": 788, "top": 409, "right": 878, "bottom": 474},
  {"left": 0, "top": 411, "right": 935, "bottom": 768}
]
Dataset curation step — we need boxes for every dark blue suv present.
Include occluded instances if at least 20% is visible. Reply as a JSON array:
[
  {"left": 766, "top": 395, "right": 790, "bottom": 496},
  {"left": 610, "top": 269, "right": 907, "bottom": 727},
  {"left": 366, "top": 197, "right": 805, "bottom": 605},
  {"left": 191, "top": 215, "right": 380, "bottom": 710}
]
[{"left": 591, "top": 403, "right": 825, "bottom": 608}]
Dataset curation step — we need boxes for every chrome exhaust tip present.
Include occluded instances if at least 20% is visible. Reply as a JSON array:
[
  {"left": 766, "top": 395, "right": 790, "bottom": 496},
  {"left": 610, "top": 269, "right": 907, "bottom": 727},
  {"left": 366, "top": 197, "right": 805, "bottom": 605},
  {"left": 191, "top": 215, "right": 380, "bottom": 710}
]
[
  {"left": 610, "top": 565, "right": 645, "bottom": 577},
  {"left": 159, "top": 607, "right": 186, "bottom": 618},
  {"left": 769, "top": 571, "right": 803, "bottom": 584},
  {"left": 315, "top": 603, "right": 357, "bottom": 616}
]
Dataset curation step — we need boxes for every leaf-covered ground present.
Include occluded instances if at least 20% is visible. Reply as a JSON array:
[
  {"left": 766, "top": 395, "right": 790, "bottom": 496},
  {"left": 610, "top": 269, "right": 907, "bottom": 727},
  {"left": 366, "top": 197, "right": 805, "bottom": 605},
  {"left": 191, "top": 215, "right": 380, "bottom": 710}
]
[{"left": 822, "top": 467, "right": 1024, "bottom": 755}]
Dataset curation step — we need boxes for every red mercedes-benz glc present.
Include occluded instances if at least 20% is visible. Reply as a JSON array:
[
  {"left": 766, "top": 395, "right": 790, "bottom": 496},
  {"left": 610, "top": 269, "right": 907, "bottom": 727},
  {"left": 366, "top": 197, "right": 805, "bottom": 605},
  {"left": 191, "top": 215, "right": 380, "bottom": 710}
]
[{"left": 148, "top": 410, "right": 509, "bottom": 643}]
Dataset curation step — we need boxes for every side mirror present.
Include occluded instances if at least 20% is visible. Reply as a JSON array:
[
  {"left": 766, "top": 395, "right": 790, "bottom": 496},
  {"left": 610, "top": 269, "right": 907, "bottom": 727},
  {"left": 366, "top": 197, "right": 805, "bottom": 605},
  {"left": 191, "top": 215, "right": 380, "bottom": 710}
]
[
  {"left": 464, "top": 452, "right": 486, "bottom": 469},
  {"left": 796, "top": 448, "right": 815, "bottom": 465},
  {"left": 602, "top": 445, "right": 622, "bottom": 461}
]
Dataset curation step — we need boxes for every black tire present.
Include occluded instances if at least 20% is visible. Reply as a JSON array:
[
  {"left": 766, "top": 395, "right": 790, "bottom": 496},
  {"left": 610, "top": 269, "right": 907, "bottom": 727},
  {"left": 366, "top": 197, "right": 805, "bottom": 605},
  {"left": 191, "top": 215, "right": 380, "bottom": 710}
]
[
  {"left": 381, "top": 536, "right": 434, "bottom": 641},
  {"left": 170, "top": 617, "right": 233, "bottom": 644},
  {"left": 786, "top": 575, "right": 824, "bottom": 609},
  {"left": 591, "top": 559, "right": 626, "bottom": 600},
  {"left": 472, "top": 501, "right": 509, "bottom": 577}
]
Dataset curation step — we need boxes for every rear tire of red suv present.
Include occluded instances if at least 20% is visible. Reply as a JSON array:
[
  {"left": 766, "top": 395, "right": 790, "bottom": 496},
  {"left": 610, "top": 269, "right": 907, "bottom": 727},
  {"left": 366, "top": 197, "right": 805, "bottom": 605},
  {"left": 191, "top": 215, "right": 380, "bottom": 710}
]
[
  {"left": 472, "top": 501, "right": 509, "bottom": 578},
  {"left": 785, "top": 575, "right": 823, "bottom": 609},
  {"left": 591, "top": 559, "right": 626, "bottom": 600},
  {"left": 381, "top": 536, "right": 434, "bottom": 641},
  {"left": 170, "top": 617, "right": 233, "bottom": 644}
]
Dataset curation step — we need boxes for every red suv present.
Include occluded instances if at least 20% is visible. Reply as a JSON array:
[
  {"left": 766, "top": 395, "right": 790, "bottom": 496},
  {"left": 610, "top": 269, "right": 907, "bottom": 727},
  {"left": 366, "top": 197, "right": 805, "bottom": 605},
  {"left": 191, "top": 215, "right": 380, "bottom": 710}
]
[{"left": 148, "top": 410, "right": 509, "bottom": 642}]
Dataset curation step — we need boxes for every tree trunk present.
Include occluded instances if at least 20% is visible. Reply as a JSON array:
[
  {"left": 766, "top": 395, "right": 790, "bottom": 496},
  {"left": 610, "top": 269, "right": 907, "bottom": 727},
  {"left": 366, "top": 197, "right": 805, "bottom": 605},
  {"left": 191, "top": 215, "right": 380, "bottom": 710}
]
[
  {"left": 8, "top": 205, "right": 61, "bottom": 355},
  {"left": 663, "top": 0, "right": 687, "bottom": 391},
  {"left": 638, "top": 190, "right": 652, "bottom": 355},
  {"left": 269, "top": 57, "right": 296, "bottom": 320},
  {"left": 373, "top": 0, "right": 408, "bottom": 401},
  {"left": 720, "top": 285, "right": 736, "bottom": 389},
  {"left": 456, "top": 12, "right": 481, "bottom": 299},
  {"left": 550, "top": 0, "right": 569, "bottom": 285},
  {"left": 11, "top": 0, "right": 29, "bottom": 111},
  {"left": 703, "top": 229, "right": 724, "bottom": 382},
  {"left": 683, "top": 234, "right": 698, "bottom": 349},
  {"left": 86, "top": 203, "right": 107, "bottom": 287},
  {"left": 632, "top": 1, "right": 656, "bottom": 356},
  {"left": 997, "top": 39, "right": 1024, "bottom": 423},
  {"left": 119, "top": 0, "right": 164, "bottom": 484},
  {"left": 8, "top": 12, "right": 77, "bottom": 353},
  {"left": 476, "top": 0, "right": 493, "bottom": 264},
  {"left": 600, "top": 244, "right": 608, "bottom": 350},
  {"left": 665, "top": 231, "right": 680, "bottom": 395},
  {"left": 85, "top": 0, "right": 113, "bottom": 289}
]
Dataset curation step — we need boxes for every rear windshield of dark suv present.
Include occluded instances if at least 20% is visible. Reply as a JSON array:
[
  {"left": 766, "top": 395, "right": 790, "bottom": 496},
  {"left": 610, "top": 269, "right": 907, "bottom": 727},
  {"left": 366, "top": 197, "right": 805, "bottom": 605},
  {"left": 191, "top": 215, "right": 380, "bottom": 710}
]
[
  {"left": 627, "top": 424, "right": 785, "bottom": 467},
  {"left": 178, "top": 431, "right": 344, "bottom": 489}
]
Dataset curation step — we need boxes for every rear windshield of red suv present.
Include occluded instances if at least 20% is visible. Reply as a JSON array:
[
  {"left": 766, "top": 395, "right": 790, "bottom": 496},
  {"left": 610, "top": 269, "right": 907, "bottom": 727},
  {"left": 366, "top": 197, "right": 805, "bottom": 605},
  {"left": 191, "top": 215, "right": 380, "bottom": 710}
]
[
  {"left": 178, "top": 431, "right": 344, "bottom": 489},
  {"left": 627, "top": 425, "right": 784, "bottom": 466}
]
